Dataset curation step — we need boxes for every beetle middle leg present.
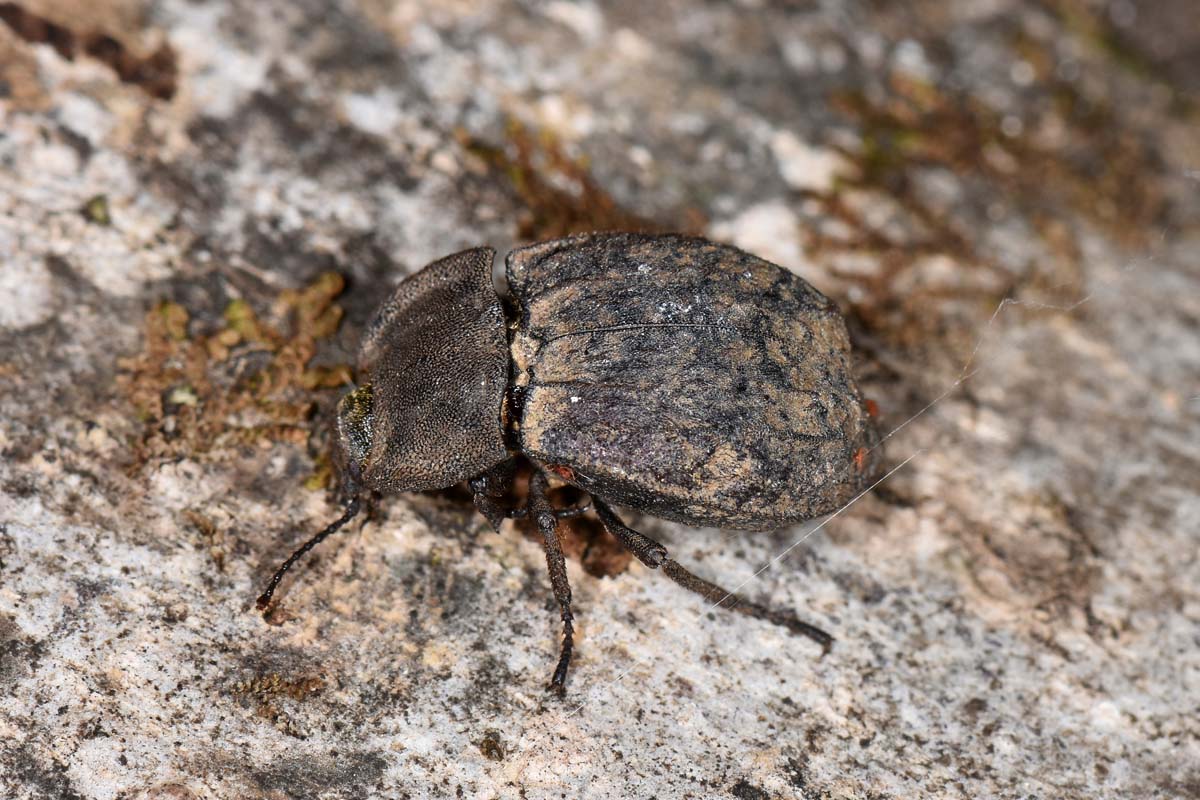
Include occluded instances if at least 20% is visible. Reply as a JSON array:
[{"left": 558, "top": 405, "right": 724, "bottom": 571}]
[
  {"left": 470, "top": 460, "right": 592, "bottom": 533},
  {"left": 528, "top": 469, "right": 576, "bottom": 694},
  {"left": 469, "top": 459, "right": 519, "bottom": 532},
  {"left": 592, "top": 499, "right": 833, "bottom": 653}
]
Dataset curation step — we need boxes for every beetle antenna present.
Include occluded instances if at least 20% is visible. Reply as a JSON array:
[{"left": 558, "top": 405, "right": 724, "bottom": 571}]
[{"left": 256, "top": 496, "right": 362, "bottom": 614}]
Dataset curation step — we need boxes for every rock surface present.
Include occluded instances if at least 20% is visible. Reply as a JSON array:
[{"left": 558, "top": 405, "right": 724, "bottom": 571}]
[{"left": 1, "top": 1, "right": 1198, "bottom": 798}]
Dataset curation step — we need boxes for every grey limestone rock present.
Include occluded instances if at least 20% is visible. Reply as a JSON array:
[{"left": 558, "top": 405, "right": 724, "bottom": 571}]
[{"left": 1, "top": 0, "right": 1197, "bottom": 798}]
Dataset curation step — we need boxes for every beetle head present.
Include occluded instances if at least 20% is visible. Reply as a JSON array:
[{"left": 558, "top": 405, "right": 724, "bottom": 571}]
[{"left": 334, "top": 383, "right": 374, "bottom": 497}]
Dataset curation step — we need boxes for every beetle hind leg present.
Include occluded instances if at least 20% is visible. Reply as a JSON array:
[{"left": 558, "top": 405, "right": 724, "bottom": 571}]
[
  {"left": 593, "top": 499, "right": 833, "bottom": 653},
  {"left": 528, "top": 469, "right": 576, "bottom": 694}
]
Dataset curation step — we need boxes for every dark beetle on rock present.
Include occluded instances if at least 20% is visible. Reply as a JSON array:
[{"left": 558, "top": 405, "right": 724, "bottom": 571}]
[{"left": 257, "top": 232, "right": 881, "bottom": 692}]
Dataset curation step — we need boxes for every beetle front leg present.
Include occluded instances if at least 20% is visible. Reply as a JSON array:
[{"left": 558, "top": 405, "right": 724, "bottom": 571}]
[
  {"left": 528, "top": 469, "right": 576, "bottom": 694},
  {"left": 469, "top": 460, "right": 519, "bottom": 533},
  {"left": 593, "top": 499, "right": 833, "bottom": 653}
]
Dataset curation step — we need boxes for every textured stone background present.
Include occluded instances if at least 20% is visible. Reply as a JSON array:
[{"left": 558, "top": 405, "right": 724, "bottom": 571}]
[{"left": 1, "top": 1, "right": 1198, "bottom": 798}]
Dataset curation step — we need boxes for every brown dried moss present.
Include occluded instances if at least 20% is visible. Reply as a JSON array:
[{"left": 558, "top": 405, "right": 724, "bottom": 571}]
[
  {"left": 231, "top": 672, "right": 327, "bottom": 732},
  {"left": 232, "top": 672, "right": 326, "bottom": 702},
  {"left": 118, "top": 272, "right": 351, "bottom": 476},
  {"left": 808, "top": 66, "right": 1165, "bottom": 357},
  {"left": 831, "top": 72, "right": 1163, "bottom": 248},
  {"left": 0, "top": 2, "right": 177, "bottom": 100},
  {"left": 460, "top": 120, "right": 676, "bottom": 241}
]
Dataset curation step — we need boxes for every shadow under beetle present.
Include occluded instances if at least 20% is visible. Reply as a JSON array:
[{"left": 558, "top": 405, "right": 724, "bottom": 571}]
[{"left": 257, "top": 232, "right": 881, "bottom": 693}]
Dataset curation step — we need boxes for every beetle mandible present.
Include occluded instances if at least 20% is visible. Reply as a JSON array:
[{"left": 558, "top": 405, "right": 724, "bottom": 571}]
[{"left": 257, "top": 232, "right": 881, "bottom": 693}]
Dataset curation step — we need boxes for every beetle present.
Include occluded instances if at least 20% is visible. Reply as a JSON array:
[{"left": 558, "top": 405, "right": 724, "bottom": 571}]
[{"left": 256, "top": 232, "right": 881, "bottom": 693}]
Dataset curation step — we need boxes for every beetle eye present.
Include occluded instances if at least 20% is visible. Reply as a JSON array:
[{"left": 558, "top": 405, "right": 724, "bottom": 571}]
[{"left": 336, "top": 383, "right": 375, "bottom": 480}]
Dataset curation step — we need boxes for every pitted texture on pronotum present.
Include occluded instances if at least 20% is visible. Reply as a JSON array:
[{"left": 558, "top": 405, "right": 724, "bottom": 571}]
[
  {"left": 507, "top": 232, "right": 881, "bottom": 529},
  {"left": 352, "top": 247, "right": 509, "bottom": 493}
]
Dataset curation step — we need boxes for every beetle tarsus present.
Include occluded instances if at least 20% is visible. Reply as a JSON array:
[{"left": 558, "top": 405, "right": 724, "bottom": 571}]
[
  {"left": 594, "top": 498, "right": 834, "bottom": 652},
  {"left": 549, "top": 615, "right": 574, "bottom": 695},
  {"left": 530, "top": 470, "right": 576, "bottom": 693}
]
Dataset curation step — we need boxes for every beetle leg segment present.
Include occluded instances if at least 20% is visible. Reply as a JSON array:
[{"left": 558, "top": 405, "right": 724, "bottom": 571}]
[
  {"left": 550, "top": 501, "right": 593, "bottom": 520},
  {"left": 469, "top": 460, "right": 519, "bottom": 533},
  {"left": 592, "top": 499, "right": 833, "bottom": 654},
  {"left": 503, "top": 500, "right": 593, "bottom": 521},
  {"left": 593, "top": 500, "right": 667, "bottom": 567},
  {"left": 528, "top": 469, "right": 575, "bottom": 694},
  {"left": 471, "top": 492, "right": 511, "bottom": 533},
  {"left": 658, "top": 560, "right": 833, "bottom": 654}
]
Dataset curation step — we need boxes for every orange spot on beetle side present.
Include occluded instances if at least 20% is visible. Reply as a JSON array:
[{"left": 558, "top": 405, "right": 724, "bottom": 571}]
[
  {"left": 865, "top": 398, "right": 880, "bottom": 418},
  {"left": 853, "top": 447, "right": 869, "bottom": 472},
  {"left": 547, "top": 464, "right": 575, "bottom": 482}
]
